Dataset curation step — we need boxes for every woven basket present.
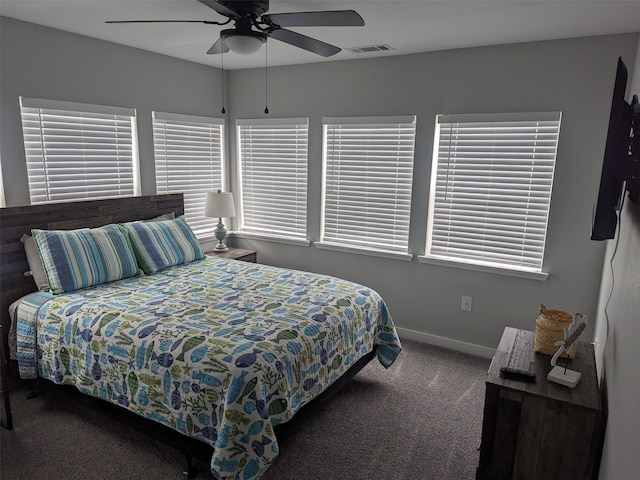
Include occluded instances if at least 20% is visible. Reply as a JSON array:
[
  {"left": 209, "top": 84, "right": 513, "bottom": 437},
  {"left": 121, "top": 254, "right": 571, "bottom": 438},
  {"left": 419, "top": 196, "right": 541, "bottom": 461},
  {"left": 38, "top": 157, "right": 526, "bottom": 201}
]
[{"left": 534, "top": 304, "right": 576, "bottom": 358}]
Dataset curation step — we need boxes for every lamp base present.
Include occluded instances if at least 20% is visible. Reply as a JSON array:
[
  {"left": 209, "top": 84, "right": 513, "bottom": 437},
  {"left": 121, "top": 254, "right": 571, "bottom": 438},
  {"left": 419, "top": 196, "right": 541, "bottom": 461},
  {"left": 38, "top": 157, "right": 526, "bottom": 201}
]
[
  {"left": 547, "top": 366, "right": 582, "bottom": 388},
  {"left": 213, "top": 242, "right": 229, "bottom": 253},
  {"left": 213, "top": 219, "right": 229, "bottom": 253}
]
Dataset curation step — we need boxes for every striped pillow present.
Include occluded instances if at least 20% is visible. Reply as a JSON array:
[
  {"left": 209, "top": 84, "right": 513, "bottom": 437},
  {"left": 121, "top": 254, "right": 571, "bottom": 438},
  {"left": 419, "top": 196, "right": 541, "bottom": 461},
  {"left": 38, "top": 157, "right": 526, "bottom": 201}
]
[
  {"left": 121, "top": 216, "right": 204, "bottom": 274},
  {"left": 32, "top": 224, "right": 139, "bottom": 294}
]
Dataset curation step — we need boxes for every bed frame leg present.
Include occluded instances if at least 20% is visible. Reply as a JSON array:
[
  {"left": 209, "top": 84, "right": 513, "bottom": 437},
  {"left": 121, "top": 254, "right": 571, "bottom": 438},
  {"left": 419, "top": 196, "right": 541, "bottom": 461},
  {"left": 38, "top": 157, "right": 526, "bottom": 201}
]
[
  {"left": 25, "top": 380, "right": 39, "bottom": 399},
  {"left": 182, "top": 452, "right": 198, "bottom": 479}
]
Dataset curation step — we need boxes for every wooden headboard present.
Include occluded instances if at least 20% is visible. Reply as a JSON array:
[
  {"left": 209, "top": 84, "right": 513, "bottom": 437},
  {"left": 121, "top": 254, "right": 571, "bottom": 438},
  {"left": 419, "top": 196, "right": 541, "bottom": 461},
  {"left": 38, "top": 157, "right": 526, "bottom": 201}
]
[{"left": 0, "top": 194, "right": 184, "bottom": 352}]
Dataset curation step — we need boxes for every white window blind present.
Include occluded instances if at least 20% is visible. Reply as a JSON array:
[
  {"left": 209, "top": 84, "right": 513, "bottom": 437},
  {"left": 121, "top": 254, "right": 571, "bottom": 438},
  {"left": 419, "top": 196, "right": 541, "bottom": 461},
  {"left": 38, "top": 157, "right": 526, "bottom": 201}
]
[
  {"left": 20, "top": 97, "right": 138, "bottom": 205},
  {"left": 153, "top": 112, "right": 225, "bottom": 238},
  {"left": 322, "top": 116, "right": 416, "bottom": 252},
  {"left": 426, "top": 112, "right": 562, "bottom": 272},
  {"left": 237, "top": 118, "right": 308, "bottom": 239}
]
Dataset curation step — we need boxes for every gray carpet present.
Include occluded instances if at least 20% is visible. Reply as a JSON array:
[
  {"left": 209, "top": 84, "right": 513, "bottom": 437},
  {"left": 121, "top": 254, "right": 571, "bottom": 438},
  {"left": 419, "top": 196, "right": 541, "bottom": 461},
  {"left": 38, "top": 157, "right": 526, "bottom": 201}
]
[{"left": 1, "top": 339, "right": 490, "bottom": 479}]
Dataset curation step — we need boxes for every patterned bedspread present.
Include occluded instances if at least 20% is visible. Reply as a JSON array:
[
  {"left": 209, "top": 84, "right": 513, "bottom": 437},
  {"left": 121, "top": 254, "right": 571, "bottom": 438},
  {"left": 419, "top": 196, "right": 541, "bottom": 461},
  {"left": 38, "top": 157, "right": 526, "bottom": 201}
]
[{"left": 16, "top": 256, "right": 401, "bottom": 479}]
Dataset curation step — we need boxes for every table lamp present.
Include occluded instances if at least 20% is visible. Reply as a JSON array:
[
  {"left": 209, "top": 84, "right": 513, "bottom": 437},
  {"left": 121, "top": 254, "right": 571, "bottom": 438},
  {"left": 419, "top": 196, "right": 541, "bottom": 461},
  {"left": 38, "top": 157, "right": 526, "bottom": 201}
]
[{"left": 204, "top": 190, "right": 236, "bottom": 252}]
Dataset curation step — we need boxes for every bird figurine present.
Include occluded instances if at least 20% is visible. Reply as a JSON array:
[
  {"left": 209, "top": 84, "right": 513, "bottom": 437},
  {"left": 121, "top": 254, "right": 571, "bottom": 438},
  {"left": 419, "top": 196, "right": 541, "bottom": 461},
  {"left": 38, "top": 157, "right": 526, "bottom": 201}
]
[{"left": 547, "top": 313, "right": 587, "bottom": 388}]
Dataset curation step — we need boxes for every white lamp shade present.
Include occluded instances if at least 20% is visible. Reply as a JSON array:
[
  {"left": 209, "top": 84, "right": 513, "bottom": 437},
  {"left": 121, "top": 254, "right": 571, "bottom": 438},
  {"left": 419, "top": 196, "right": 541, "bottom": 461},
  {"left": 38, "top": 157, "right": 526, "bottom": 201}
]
[
  {"left": 225, "top": 34, "right": 264, "bottom": 55},
  {"left": 204, "top": 191, "right": 236, "bottom": 218}
]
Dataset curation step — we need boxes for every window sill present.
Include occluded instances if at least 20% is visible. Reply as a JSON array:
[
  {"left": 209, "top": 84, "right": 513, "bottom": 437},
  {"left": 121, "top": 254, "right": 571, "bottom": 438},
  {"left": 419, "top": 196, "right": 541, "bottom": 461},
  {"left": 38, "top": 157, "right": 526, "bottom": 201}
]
[
  {"left": 314, "top": 241, "right": 413, "bottom": 261},
  {"left": 230, "top": 231, "right": 311, "bottom": 247},
  {"left": 417, "top": 255, "right": 549, "bottom": 281},
  {"left": 197, "top": 234, "right": 216, "bottom": 243}
]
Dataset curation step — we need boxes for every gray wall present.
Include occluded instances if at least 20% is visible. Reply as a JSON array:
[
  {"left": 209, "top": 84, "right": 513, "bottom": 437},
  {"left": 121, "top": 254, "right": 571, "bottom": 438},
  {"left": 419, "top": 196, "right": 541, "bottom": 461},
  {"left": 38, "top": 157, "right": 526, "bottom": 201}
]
[
  {"left": 0, "top": 17, "right": 638, "bottom": 357},
  {"left": 0, "top": 16, "right": 227, "bottom": 207},
  {"left": 227, "top": 34, "right": 638, "bottom": 354},
  {"left": 594, "top": 37, "right": 640, "bottom": 480}
]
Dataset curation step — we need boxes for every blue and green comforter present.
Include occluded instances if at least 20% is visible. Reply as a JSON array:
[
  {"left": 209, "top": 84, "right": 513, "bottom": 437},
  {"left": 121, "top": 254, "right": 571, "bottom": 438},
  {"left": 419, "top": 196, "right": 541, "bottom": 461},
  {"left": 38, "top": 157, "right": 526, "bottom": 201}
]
[{"left": 16, "top": 256, "right": 401, "bottom": 479}]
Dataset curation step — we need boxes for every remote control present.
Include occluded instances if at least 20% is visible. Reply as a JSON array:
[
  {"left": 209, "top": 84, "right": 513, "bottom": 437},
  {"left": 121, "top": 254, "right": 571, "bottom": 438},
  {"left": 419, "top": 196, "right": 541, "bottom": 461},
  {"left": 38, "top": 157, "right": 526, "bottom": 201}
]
[{"left": 500, "top": 366, "right": 537, "bottom": 381}]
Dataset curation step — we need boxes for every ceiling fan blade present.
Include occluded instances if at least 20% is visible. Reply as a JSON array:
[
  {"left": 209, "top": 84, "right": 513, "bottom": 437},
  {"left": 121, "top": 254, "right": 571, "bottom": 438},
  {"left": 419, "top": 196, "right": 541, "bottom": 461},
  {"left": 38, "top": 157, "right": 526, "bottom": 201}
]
[
  {"left": 207, "top": 37, "right": 229, "bottom": 54},
  {"left": 267, "top": 28, "right": 340, "bottom": 57},
  {"left": 263, "top": 10, "right": 364, "bottom": 27},
  {"left": 106, "top": 20, "right": 218, "bottom": 24},
  {"left": 196, "top": 0, "right": 240, "bottom": 18}
]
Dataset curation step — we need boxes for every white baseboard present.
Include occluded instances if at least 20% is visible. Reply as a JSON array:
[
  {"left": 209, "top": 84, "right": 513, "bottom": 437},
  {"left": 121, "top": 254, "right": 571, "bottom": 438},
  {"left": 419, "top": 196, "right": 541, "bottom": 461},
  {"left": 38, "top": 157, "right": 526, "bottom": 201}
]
[{"left": 396, "top": 327, "right": 495, "bottom": 359}]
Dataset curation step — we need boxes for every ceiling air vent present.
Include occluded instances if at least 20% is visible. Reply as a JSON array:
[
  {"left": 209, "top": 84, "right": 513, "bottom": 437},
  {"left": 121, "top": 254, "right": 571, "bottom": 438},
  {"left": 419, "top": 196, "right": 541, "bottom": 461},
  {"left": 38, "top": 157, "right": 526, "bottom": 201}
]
[{"left": 346, "top": 44, "right": 395, "bottom": 54}]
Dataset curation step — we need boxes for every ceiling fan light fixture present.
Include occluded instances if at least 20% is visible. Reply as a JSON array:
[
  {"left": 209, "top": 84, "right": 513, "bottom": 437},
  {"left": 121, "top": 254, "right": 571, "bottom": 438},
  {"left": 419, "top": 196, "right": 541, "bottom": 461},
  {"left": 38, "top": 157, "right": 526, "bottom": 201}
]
[{"left": 222, "top": 29, "right": 266, "bottom": 55}]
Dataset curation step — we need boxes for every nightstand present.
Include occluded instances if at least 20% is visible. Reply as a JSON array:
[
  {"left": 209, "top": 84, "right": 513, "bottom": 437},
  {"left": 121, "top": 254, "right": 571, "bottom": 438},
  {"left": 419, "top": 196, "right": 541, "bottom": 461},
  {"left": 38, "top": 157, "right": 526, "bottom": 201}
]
[{"left": 206, "top": 247, "right": 257, "bottom": 263}]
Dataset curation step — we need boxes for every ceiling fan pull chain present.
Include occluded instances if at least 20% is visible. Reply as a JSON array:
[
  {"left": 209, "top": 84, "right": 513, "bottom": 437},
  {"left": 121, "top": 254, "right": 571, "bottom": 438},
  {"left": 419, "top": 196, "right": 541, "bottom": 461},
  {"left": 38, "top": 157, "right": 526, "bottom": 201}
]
[
  {"left": 264, "top": 39, "right": 269, "bottom": 115},
  {"left": 221, "top": 51, "right": 226, "bottom": 114}
]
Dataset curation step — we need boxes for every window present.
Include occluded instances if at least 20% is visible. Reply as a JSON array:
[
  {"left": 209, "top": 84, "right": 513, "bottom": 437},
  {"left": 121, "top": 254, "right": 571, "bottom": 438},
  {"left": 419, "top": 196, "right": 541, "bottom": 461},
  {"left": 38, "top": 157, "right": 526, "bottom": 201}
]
[
  {"left": 20, "top": 97, "right": 138, "bottom": 204},
  {"left": 424, "top": 112, "right": 562, "bottom": 275},
  {"left": 321, "top": 116, "right": 416, "bottom": 256},
  {"left": 0, "top": 161, "right": 5, "bottom": 207},
  {"left": 237, "top": 118, "right": 308, "bottom": 241},
  {"left": 153, "top": 112, "right": 225, "bottom": 238}
]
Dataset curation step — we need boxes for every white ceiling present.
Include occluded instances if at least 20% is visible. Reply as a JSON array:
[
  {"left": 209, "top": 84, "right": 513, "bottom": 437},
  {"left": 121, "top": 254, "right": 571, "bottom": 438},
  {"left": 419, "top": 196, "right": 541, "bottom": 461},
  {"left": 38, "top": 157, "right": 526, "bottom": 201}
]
[{"left": 2, "top": 0, "right": 640, "bottom": 70}]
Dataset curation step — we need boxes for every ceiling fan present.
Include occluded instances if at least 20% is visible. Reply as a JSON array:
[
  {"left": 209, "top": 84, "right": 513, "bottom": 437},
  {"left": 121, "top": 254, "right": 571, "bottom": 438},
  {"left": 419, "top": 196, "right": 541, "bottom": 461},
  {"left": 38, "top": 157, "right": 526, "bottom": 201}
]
[{"left": 107, "top": 0, "right": 365, "bottom": 57}]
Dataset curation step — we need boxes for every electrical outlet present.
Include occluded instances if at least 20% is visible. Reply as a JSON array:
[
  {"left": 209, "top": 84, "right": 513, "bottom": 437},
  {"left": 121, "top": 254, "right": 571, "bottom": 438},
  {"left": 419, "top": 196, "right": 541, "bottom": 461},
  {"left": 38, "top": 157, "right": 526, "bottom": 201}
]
[{"left": 461, "top": 296, "right": 472, "bottom": 311}]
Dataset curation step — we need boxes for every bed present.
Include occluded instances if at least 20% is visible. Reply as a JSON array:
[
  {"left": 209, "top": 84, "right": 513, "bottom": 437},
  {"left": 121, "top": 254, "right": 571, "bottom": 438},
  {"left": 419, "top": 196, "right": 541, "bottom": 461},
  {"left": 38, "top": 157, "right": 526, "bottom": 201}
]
[{"left": 0, "top": 194, "right": 402, "bottom": 480}]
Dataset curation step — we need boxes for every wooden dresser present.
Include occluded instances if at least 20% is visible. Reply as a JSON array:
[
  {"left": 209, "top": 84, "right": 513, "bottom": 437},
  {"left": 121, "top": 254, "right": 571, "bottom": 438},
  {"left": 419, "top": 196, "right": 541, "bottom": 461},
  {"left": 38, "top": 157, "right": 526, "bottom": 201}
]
[
  {"left": 476, "top": 327, "right": 601, "bottom": 480},
  {"left": 206, "top": 247, "right": 257, "bottom": 263}
]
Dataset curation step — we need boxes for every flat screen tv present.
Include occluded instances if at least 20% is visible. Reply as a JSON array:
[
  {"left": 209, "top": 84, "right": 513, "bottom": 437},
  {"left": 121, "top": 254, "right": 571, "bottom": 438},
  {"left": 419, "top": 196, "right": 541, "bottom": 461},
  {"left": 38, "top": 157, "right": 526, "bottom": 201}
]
[{"left": 591, "top": 56, "right": 638, "bottom": 241}]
